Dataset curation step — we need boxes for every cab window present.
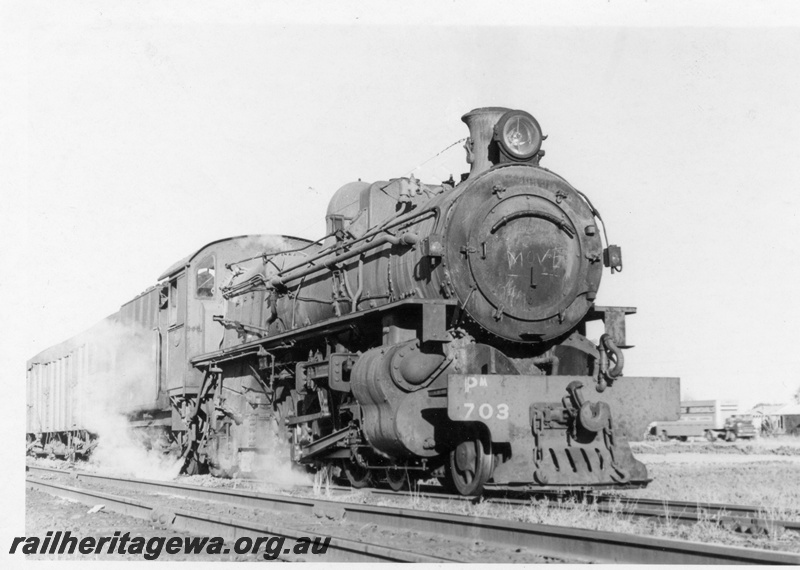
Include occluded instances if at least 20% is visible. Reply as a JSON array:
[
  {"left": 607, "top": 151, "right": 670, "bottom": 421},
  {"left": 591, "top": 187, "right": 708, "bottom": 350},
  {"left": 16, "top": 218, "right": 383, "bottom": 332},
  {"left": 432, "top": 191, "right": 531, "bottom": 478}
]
[
  {"left": 196, "top": 255, "right": 216, "bottom": 299},
  {"left": 169, "top": 279, "right": 179, "bottom": 325}
]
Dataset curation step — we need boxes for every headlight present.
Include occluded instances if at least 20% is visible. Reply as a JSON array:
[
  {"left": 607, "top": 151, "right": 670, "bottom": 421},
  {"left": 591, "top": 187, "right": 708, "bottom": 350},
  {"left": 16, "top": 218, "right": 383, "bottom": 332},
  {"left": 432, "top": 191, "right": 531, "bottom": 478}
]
[{"left": 494, "top": 110, "right": 543, "bottom": 160}]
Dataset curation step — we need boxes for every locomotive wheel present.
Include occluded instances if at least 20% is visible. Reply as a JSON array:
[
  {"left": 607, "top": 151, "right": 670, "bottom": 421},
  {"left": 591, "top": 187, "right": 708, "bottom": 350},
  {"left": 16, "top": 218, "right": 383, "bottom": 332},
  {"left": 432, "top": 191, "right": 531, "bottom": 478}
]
[
  {"left": 342, "top": 460, "right": 373, "bottom": 489},
  {"left": 385, "top": 468, "right": 408, "bottom": 492},
  {"left": 445, "top": 437, "right": 493, "bottom": 496}
]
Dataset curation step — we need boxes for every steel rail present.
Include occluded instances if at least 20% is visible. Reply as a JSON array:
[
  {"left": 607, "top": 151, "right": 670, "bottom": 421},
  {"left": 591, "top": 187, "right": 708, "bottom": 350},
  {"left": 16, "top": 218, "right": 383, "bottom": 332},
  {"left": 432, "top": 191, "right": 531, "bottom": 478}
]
[
  {"left": 26, "top": 477, "right": 453, "bottom": 563},
  {"left": 280, "top": 481, "right": 800, "bottom": 535},
  {"left": 27, "top": 465, "right": 799, "bottom": 536},
  {"left": 340, "top": 483, "right": 800, "bottom": 535},
  {"left": 25, "top": 467, "right": 800, "bottom": 564},
  {"left": 183, "top": 476, "right": 800, "bottom": 536},
  {"left": 588, "top": 495, "right": 800, "bottom": 534}
]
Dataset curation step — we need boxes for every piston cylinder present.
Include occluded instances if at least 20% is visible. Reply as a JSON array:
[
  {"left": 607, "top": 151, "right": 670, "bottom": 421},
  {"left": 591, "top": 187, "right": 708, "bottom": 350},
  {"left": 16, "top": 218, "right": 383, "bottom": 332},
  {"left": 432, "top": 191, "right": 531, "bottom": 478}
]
[{"left": 350, "top": 340, "right": 450, "bottom": 458}]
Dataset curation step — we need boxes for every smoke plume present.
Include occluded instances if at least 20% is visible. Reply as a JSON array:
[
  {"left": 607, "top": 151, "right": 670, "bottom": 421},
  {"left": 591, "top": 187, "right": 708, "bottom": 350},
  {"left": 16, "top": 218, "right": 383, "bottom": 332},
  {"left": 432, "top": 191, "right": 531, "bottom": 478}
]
[
  {"left": 81, "top": 319, "right": 181, "bottom": 481},
  {"left": 238, "top": 234, "right": 293, "bottom": 253}
]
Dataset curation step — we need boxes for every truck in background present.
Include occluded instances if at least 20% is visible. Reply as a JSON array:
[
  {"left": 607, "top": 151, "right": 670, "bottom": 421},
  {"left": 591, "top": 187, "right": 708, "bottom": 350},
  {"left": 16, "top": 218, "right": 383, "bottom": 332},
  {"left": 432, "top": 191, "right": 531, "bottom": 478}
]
[{"left": 650, "top": 400, "right": 757, "bottom": 442}]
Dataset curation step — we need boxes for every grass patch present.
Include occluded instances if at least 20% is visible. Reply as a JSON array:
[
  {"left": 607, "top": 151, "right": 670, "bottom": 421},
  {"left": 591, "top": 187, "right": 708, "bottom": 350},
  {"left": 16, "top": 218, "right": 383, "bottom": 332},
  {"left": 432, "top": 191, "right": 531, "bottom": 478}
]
[{"left": 626, "top": 461, "right": 800, "bottom": 516}]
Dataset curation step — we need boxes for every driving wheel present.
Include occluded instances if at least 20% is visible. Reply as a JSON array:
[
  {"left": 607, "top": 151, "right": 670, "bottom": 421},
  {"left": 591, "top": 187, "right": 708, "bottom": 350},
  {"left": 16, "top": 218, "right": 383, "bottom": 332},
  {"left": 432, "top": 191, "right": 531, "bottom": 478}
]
[
  {"left": 445, "top": 437, "right": 493, "bottom": 496},
  {"left": 385, "top": 468, "right": 408, "bottom": 492},
  {"left": 343, "top": 460, "right": 373, "bottom": 489}
]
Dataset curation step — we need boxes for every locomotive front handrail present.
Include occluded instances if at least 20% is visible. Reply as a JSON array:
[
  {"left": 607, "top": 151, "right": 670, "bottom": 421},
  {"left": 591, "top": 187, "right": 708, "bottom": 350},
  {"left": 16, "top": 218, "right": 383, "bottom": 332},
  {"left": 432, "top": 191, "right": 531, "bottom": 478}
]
[
  {"left": 269, "top": 208, "right": 435, "bottom": 287},
  {"left": 270, "top": 228, "right": 424, "bottom": 288}
]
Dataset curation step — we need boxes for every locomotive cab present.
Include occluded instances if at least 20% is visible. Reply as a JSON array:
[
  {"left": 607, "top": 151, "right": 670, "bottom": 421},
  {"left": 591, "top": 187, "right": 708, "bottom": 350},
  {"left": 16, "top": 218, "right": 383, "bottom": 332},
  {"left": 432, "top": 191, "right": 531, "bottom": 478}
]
[{"left": 154, "top": 236, "right": 313, "bottom": 457}]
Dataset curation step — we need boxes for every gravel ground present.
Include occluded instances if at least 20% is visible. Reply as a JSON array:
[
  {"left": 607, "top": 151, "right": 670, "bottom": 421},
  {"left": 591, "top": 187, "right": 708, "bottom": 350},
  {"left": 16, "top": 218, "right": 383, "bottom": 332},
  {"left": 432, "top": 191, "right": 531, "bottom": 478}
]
[
  {"left": 638, "top": 453, "right": 800, "bottom": 464},
  {"left": 25, "top": 471, "right": 567, "bottom": 563},
  {"left": 631, "top": 437, "right": 800, "bottom": 457},
  {"left": 627, "top": 438, "right": 800, "bottom": 511},
  {"left": 24, "top": 487, "right": 245, "bottom": 561},
  {"left": 628, "top": 458, "right": 800, "bottom": 513}
]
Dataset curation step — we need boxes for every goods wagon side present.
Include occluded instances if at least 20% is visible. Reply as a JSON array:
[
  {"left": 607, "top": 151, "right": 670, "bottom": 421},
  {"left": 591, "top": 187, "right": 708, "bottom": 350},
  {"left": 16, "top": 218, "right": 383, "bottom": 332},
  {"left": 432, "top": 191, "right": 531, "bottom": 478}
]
[{"left": 26, "top": 315, "right": 117, "bottom": 458}]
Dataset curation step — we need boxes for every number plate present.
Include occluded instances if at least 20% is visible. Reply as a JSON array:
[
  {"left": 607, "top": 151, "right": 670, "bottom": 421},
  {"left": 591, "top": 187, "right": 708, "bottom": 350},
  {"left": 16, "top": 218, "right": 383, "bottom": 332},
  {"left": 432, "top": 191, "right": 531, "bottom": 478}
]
[
  {"left": 447, "top": 374, "right": 681, "bottom": 443},
  {"left": 447, "top": 374, "right": 528, "bottom": 441}
]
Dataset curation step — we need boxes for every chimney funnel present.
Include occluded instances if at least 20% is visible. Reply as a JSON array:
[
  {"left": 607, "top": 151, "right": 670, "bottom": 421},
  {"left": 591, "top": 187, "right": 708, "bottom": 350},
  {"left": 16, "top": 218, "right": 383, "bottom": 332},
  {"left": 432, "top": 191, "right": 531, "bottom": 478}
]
[{"left": 461, "top": 107, "right": 509, "bottom": 179}]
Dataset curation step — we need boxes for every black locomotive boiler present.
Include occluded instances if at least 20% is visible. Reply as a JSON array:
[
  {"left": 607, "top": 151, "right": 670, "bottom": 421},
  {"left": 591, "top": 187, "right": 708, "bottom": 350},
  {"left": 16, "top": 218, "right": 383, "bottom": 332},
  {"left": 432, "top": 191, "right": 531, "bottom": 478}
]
[
  {"left": 185, "top": 107, "right": 679, "bottom": 494},
  {"left": 26, "top": 107, "right": 679, "bottom": 496}
]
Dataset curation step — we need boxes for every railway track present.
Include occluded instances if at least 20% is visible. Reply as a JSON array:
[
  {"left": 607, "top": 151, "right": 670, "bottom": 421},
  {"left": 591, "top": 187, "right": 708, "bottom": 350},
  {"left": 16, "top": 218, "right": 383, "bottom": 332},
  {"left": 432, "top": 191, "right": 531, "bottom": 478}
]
[
  {"left": 327, "top": 483, "right": 800, "bottom": 536},
  {"left": 26, "top": 475, "right": 454, "bottom": 562},
  {"left": 576, "top": 494, "right": 800, "bottom": 535},
  {"left": 26, "top": 465, "right": 800, "bottom": 564},
  {"left": 29, "top": 464, "right": 800, "bottom": 536},
  {"left": 269, "top": 480, "right": 800, "bottom": 536}
]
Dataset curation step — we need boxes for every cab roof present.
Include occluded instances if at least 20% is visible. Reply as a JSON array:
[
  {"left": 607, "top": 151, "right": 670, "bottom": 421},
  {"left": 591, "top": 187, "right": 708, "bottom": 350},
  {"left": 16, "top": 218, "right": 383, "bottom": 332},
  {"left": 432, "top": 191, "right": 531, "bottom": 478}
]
[{"left": 157, "top": 234, "right": 311, "bottom": 281}]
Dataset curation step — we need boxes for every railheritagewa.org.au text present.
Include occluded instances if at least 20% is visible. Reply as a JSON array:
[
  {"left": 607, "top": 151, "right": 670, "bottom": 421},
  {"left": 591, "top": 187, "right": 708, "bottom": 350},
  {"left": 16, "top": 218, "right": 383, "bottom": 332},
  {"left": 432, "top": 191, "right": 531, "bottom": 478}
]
[{"left": 10, "top": 530, "right": 331, "bottom": 560}]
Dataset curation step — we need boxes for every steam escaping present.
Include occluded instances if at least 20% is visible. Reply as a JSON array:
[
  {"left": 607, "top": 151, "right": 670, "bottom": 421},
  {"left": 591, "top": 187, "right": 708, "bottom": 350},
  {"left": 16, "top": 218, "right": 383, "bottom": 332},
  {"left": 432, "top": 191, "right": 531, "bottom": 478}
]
[
  {"left": 238, "top": 234, "right": 293, "bottom": 254},
  {"left": 81, "top": 319, "right": 181, "bottom": 481},
  {"left": 242, "top": 427, "right": 312, "bottom": 488},
  {"left": 79, "top": 317, "right": 310, "bottom": 485},
  {"left": 223, "top": 234, "right": 313, "bottom": 295},
  {"left": 224, "top": 234, "right": 299, "bottom": 283},
  {"left": 30, "top": 277, "right": 314, "bottom": 487},
  {"left": 86, "top": 408, "right": 181, "bottom": 481}
]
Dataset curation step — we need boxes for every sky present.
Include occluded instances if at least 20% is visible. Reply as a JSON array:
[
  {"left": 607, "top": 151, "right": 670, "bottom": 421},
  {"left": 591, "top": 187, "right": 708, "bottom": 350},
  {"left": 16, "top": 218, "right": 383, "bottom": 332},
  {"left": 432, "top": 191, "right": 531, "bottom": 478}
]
[{"left": 4, "top": 0, "right": 800, "bottom": 555}]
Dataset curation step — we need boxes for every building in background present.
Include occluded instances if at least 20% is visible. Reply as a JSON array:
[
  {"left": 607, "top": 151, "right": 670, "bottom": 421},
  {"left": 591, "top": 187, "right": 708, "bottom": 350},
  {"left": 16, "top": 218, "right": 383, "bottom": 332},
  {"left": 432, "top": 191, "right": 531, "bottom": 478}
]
[
  {"left": 748, "top": 403, "right": 785, "bottom": 435},
  {"left": 747, "top": 403, "right": 800, "bottom": 436},
  {"left": 778, "top": 404, "right": 800, "bottom": 436},
  {"left": 650, "top": 400, "right": 756, "bottom": 442}
]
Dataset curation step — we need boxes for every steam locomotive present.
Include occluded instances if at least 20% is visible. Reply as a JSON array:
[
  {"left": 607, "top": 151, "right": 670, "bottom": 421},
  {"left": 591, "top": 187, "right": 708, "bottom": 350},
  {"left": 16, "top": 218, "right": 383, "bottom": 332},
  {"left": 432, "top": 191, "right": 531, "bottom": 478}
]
[{"left": 26, "top": 107, "right": 679, "bottom": 495}]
